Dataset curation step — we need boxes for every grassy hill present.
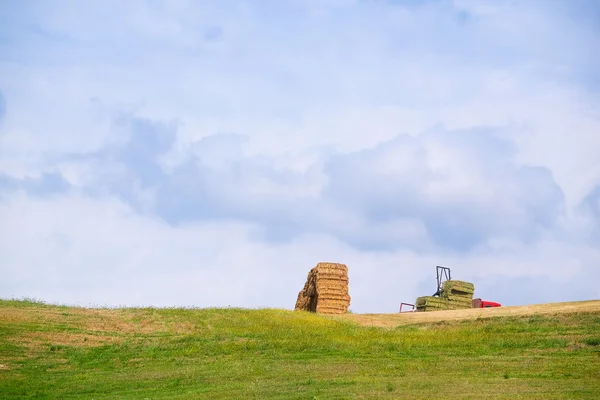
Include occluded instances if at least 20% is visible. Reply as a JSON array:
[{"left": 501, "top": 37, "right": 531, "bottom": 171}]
[{"left": 1, "top": 299, "right": 599, "bottom": 399}]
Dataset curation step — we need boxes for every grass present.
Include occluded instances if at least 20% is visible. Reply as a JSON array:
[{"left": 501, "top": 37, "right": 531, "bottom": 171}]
[{"left": 1, "top": 299, "right": 600, "bottom": 399}]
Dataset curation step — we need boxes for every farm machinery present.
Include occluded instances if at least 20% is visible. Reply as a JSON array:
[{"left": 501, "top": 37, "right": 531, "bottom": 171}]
[{"left": 399, "top": 266, "right": 502, "bottom": 312}]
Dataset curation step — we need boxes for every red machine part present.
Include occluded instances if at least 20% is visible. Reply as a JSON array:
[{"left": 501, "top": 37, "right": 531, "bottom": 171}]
[{"left": 472, "top": 298, "right": 501, "bottom": 308}]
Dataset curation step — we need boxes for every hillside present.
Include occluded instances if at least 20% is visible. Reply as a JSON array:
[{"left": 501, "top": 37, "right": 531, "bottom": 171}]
[{"left": 1, "top": 299, "right": 599, "bottom": 399}]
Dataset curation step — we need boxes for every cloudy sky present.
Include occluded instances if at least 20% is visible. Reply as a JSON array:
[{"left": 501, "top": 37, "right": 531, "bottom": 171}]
[{"left": 1, "top": 0, "right": 599, "bottom": 313}]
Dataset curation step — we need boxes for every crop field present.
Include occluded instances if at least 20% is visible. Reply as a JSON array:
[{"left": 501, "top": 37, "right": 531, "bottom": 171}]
[{"left": 1, "top": 299, "right": 599, "bottom": 399}]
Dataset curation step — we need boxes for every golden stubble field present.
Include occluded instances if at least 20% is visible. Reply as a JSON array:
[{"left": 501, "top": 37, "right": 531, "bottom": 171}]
[{"left": 334, "top": 300, "right": 600, "bottom": 327}]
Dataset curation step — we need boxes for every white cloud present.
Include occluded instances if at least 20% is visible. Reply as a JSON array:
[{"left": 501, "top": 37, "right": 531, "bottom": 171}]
[
  {"left": 1, "top": 193, "right": 597, "bottom": 312},
  {"left": 0, "top": 0, "right": 599, "bottom": 311}
]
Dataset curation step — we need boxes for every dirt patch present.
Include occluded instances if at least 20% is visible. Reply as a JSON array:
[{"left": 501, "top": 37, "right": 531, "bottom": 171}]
[
  {"left": 102, "top": 313, "right": 196, "bottom": 335},
  {"left": 78, "top": 310, "right": 164, "bottom": 334},
  {"left": 0, "top": 306, "right": 64, "bottom": 325},
  {"left": 70, "top": 309, "right": 196, "bottom": 335},
  {"left": 0, "top": 305, "right": 195, "bottom": 335},
  {"left": 333, "top": 300, "right": 600, "bottom": 328},
  {"left": 11, "top": 331, "right": 123, "bottom": 352},
  {"left": 0, "top": 364, "right": 9, "bottom": 370}
]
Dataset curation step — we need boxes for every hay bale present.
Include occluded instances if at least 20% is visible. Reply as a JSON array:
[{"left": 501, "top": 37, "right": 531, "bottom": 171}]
[
  {"left": 438, "top": 280, "right": 475, "bottom": 310},
  {"left": 294, "top": 262, "right": 351, "bottom": 315},
  {"left": 416, "top": 296, "right": 450, "bottom": 312},
  {"left": 441, "top": 280, "right": 475, "bottom": 296},
  {"left": 441, "top": 292, "right": 473, "bottom": 299},
  {"left": 416, "top": 279, "right": 476, "bottom": 312},
  {"left": 429, "top": 280, "right": 475, "bottom": 310}
]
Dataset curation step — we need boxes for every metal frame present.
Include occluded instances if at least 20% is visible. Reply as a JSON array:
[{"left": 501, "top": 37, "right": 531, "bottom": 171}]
[
  {"left": 399, "top": 302, "right": 415, "bottom": 312},
  {"left": 434, "top": 265, "right": 451, "bottom": 296}
]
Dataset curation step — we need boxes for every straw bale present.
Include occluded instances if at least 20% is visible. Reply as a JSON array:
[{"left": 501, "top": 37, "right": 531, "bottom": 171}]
[
  {"left": 444, "top": 294, "right": 473, "bottom": 301},
  {"left": 443, "top": 289, "right": 474, "bottom": 297},
  {"left": 295, "top": 262, "right": 351, "bottom": 314},
  {"left": 417, "top": 305, "right": 447, "bottom": 312},
  {"left": 435, "top": 280, "right": 475, "bottom": 311},
  {"left": 442, "top": 279, "right": 475, "bottom": 290},
  {"left": 441, "top": 280, "right": 475, "bottom": 295},
  {"left": 319, "top": 289, "right": 348, "bottom": 295},
  {"left": 446, "top": 301, "right": 472, "bottom": 307},
  {"left": 416, "top": 296, "right": 448, "bottom": 307},
  {"left": 415, "top": 294, "right": 473, "bottom": 312},
  {"left": 315, "top": 262, "right": 348, "bottom": 272},
  {"left": 444, "top": 296, "right": 473, "bottom": 304},
  {"left": 317, "top": 269, "right": 348, "bottom": 276}
]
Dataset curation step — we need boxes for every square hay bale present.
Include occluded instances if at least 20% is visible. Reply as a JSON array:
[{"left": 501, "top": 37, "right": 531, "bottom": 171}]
[
  {"left": 446, "top": 302, "right": 472, "bottom": 310},
  {"left": 295, "top": 262, "right": 351, "bottom": 315},
  {"left": 444, "top": 294, "right": 474, "bottom": 301},
  {"left": 441, "top": 280, "right": 475, "bottom": 296},
  {"left": 416, "top": 296, "right": 450, "bottom": 312},
  {"left": 417, "top": 305, "right": 447, "bottom": 312},
  {"left": 444, "top": 291, "right": 474, "bottom": 309},
  {"left": 439, "top": 280, "right": 475, "bottom": 310},
  {"left": 416, "top": 293, "right": 474, "bottom": 311}
]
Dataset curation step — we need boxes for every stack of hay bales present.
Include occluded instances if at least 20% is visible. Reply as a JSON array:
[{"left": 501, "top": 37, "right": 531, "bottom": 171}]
[
  {"left": 416, "top": 280, "right": 475, "bottom": 312},
  {"left": 295, "top": 262, "right": 351, "bottom": 314},
  {"left": 440, "top": 280, "right": 475, "bottom": 309}
]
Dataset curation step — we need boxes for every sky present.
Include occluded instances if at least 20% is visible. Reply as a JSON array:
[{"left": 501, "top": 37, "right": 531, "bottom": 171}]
[{"left": 0, "top": 0, "right": 599, "bottom": 313}]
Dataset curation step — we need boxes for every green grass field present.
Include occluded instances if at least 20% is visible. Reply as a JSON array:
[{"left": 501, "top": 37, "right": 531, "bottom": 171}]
[{"left": 1, "top": 299, "right": 599, "bottom": 399}]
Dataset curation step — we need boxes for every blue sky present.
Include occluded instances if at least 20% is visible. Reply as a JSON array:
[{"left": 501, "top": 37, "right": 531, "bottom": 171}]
[{"left": 1, "top": 0, "right": 599, "bottom": 312}]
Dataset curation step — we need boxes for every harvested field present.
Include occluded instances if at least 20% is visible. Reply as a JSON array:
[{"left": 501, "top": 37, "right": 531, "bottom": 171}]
[
  {"left": 295, "top": 262, "right": 351, "bottom": 314},
  {"left": 334, "top": 300, "right": 600, "bottom": 328}
]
